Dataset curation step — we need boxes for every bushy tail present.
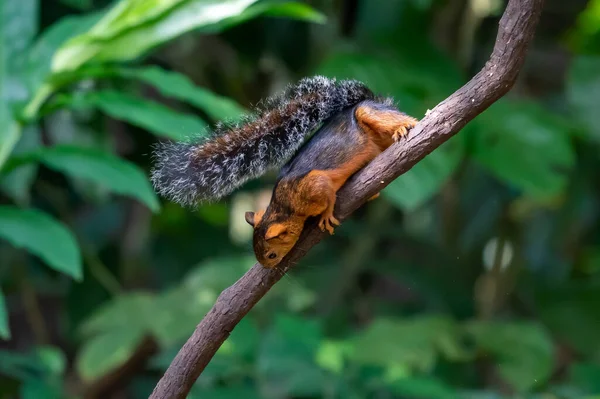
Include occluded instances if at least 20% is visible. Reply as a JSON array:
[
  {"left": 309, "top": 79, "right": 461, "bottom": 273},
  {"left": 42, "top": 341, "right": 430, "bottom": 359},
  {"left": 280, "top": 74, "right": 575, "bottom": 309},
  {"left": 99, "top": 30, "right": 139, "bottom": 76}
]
[{"left": 150, "top": 76, "right": 374, "bottom": 206}]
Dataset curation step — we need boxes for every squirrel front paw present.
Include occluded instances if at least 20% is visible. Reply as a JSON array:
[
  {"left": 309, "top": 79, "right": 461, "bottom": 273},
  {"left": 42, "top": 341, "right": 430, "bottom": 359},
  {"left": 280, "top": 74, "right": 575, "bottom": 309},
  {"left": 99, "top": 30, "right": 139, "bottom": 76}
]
[
  {"left": 319, "top": 212, "right": 340, "bottom": 235},
  {"left": 392, "top": 118, "right": 418, "bottom": 142}
]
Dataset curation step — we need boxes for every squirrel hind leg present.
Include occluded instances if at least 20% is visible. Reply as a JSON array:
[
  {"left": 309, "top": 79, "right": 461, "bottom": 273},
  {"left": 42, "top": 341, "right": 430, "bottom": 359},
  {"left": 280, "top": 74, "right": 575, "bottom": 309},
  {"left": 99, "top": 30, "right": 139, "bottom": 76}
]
[
  {"left": 355, "top": 103, "right": 419, "bottom": 149},
  {"left": 293, "top": 171, "right": 339, "bottom": 235}
]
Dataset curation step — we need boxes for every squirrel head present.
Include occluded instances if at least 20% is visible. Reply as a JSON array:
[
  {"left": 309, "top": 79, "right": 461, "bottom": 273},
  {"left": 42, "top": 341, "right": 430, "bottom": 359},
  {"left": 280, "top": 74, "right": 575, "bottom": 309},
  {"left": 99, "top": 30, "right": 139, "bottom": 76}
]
[{"left": 245, "top": 210, "right": 303, "bottom": 268}]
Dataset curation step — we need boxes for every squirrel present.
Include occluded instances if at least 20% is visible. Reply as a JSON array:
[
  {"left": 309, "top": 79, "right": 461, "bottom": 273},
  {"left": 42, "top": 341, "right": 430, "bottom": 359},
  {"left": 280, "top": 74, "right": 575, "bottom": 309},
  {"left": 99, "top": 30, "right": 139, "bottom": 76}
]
[{"left": 151, "top": 76, "right": 418, "bottom": 268}]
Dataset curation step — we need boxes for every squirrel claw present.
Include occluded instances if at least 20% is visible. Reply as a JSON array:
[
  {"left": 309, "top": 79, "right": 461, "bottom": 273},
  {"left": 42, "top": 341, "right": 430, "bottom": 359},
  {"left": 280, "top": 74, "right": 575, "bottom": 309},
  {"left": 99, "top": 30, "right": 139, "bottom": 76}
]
[
  {"left": 319, "top": 214, "right": 339, "bottom": 235},
  {"left": 392, "top": 127, "right": 407, "bottom": 142},
  {"left": 392, "top": 119, "right": 418, "bottom": 142}
]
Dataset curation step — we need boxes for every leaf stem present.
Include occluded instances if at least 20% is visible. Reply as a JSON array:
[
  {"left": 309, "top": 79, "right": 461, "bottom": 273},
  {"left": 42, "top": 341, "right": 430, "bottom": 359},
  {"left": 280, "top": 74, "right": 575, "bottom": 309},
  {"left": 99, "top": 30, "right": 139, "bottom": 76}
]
[
  {"left": 0, "top": 84, "right": 55, "bottom": 171},
  {"left": 82, "top": 243, "right": 123, "bottom": 296},
  {"left": 14, "top": 256, "right": 50, "bottom": 345},
  {"left": 0, "top": 122, "right": 22, "bottom": 171},
  {"left": 22, "top": 83, "right": 54, "bottom": 121}
]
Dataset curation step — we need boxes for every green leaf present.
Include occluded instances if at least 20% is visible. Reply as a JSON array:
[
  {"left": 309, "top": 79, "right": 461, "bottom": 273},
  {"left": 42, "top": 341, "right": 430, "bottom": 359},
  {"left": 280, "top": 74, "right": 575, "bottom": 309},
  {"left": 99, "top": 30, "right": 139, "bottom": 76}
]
[
  {"left": 1, "top": 0, "right": 39, "bottom": 100},
  {"left": 390, "top": 376, "right": 458, "bottom": 399},
  {"left": 189, "top": 386, "right": 262, "bottom": 399},
  {"left": 32, "top": 145, "right": 158, "bottom": 212},
  {"left": 0, "top": 104, "right": 21, "bottom": 170},
  {"left": 567, "top": 55, "right": 600, "bottom": 141},
  {"left": 21, "top": 380, "right": 63, "bottom": 399},
  {"left": 35, "top": 346, "right": 67, "bottom": 377},
  {"left": 52, "top": 0, "right": 326, "bottom": 72},
  {"left": 0, "top": 288, "right": 9, "bottom": 340},
  {"left": 569, "top": 363, "right": 600, "bottom": 394},
  {"left": 120, "top": 66, "right": 246, "bottom": 122},
  {"left": 52, "top": 0, "right": 259, "bottom": 72},
  {"left": 59, "top": 0, "right": 94, "bottom": 11},
  {"left": 81, "top": 293, "right": 156, "bottom": 336},
  {"left": 465, "top": 321, "right": 554, "bottom": 392},
  {"left": 315, "top": 340, "right": 349, "bottom": 374},
  {"left": 70, "top": 90, "right": 207, "bottom": 140},
  {"left": 384, "top": 134, "right": 465, "bottom": 210},
  {"left": 471, "top": 100, "right": 575, "bottom": 200},
  {"left": 258, "top": 315, "right": 326, "bottom": 397},
  {"left": 349, "top": 315, "right": 469, "bottom": 372},
  {"left": 537, "top": 283, "right": 600, "bottom": 358},
  {"left": 0, "top": 346, "right": 66, "bottom": 381},
  {"left": 0, "top": 126, "right": 40, "bottom": 204},
  {"left": 18, "top": 346, "right": 66, "bottom": 399},
  {"left": 0, "top": 0, "right": 38, "bottom": 169},
  {"left": 0, "top": 206, "right": 82, "bottom": 280},
  {"left": 240, "top": 2, "right": 326, "bottom": 24},
  {"left": 183, "top": 256, "right": 255, "bottom": 294},
  {"left": 566, "top": 0, "right": 600, "bottom": 53},
  {"left": 76, "top": 328, "right": 145, "bottom": 381},
  {"left": 1, "top": 0, "right": 38, "bottom": 63},
  {"left": 26, "top": 11, "right": 103, "bottom": 90},
  {"left": 149, "top": 257, "right": 255, "bottom": 345}
]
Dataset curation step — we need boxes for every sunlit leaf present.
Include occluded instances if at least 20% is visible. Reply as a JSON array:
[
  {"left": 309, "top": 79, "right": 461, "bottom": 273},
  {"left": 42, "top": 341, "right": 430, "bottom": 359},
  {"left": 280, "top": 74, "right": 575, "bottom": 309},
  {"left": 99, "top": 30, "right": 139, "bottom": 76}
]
[
  {"left": 0, "top": 206, "right": 82, "bottom": 280},
  {"left": 19, "top": 145, "right": 160, "bottom": 212},
  {"left": 465, "top": 321, "right": 554, "bottom": 392},
  {"left": 120, "top": 66, "right": 246, "bottom": 122},
  {"left": 69, "top": 90, "right": 207, "bottom": 140},
  {"left": 52, "top": 0, "right": 326, "bottom": 72},
  {"left": 52, "top": 0, "right": 257, "bottom": 72},
  {"left": 26, "top": 11, "right": 103, "bottom": 90},
  {"left": 0, "top": 107, "right": 20, "bottom": 171},
  {"left": 0, "top": 289, "right": 9, "bottom": 340},
  {"left": 76, "top": 329, "right": 145, "bottom": 381},
  {"left": 238, "top": 2, "right": 326, "bottom": 24},
  {"left": 471, "top": 100, "right": 575, "bottom": 200},
  {"left": 566, "top": 0, "right": 600, "bottom": 52},
  {"left": 315, "top": 340, "right": 348, "bottom": 374}
]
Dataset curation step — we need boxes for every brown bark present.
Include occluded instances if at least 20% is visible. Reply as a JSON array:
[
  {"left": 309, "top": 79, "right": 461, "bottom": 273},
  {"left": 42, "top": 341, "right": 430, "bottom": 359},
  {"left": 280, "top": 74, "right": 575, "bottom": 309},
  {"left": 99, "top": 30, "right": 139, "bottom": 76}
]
[{"left": 149, "top": 0, "right": 545, "bottom": 397}]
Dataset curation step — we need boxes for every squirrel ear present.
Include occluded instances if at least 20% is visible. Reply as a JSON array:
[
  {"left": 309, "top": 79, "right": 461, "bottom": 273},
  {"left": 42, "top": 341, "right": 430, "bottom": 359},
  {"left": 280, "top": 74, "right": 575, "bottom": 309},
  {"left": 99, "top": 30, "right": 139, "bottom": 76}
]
[
  {"left": 265, "top": 223, "right": 288, "bottom": 240},
  {"left": 245, "top": 211, "right": 255, "bottom": 227},
  {"left": 245, "top": 210, "right": 265, "bottom": 227}
]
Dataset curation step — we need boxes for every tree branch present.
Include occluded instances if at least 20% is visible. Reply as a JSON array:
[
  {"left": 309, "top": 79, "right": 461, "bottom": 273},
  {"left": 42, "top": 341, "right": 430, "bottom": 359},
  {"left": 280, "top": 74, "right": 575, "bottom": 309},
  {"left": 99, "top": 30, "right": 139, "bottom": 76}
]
[{"left": 149, "top": 0, "right": 544, "bottom": 397}]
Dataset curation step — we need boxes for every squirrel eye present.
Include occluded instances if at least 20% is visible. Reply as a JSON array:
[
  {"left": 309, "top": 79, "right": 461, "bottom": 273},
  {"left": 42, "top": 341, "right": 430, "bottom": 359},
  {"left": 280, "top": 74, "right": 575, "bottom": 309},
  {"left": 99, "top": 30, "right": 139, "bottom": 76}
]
[{"left": 268, "top": 253, "right": 277, "bottom": 259}]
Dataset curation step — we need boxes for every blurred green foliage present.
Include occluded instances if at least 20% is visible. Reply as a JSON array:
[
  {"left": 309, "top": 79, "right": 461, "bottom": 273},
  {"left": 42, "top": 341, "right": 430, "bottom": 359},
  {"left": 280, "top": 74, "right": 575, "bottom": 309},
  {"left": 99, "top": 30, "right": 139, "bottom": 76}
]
[{"left": 1, "top": 0, "right": 600, "bottom": 398}]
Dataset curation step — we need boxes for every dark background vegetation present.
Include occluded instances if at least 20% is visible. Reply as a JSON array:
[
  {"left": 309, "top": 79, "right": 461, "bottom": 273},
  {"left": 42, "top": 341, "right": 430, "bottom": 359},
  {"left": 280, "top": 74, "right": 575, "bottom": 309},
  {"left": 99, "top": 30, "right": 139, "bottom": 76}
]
[{"left": 1, "top": 0, "right": 600, "bottom": 398}]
